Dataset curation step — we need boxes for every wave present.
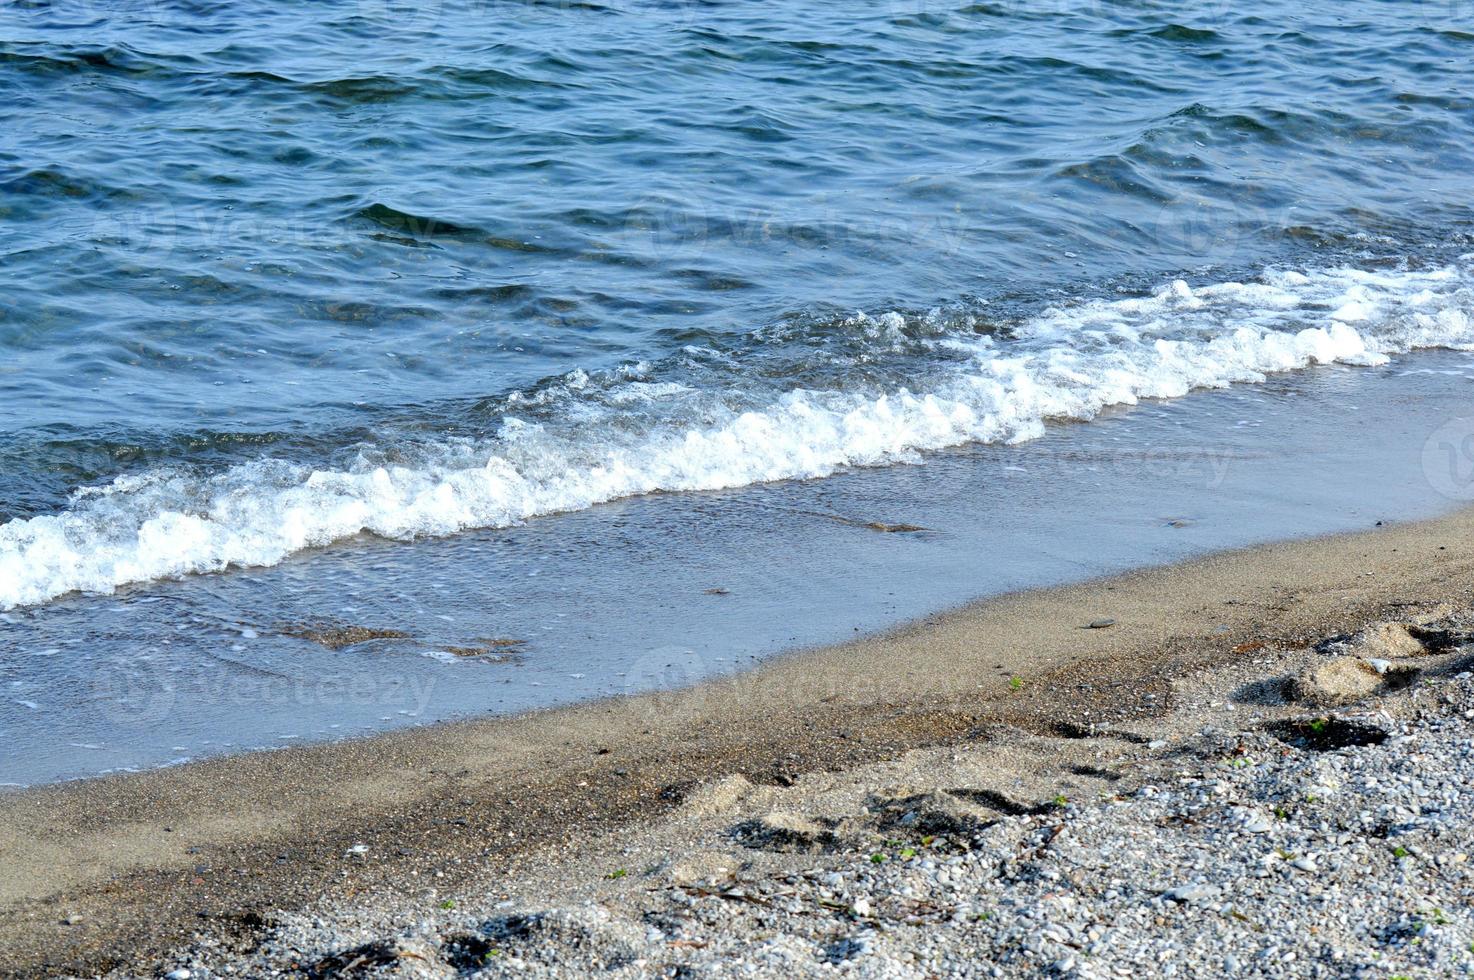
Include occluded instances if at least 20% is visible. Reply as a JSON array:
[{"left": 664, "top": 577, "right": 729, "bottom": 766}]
[
  {"left": 351, "top": 202, "right": 558, "bottom": 252},
  {"left": 3, "top": 259, "right": 1471, "bottom": 610}
]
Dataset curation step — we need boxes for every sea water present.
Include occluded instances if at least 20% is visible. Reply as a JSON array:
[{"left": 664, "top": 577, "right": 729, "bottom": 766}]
[{"left": 3, "top": 0, "right": 1474, "bottom": 782}]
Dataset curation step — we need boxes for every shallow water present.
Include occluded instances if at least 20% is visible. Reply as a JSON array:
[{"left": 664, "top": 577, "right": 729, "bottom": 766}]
[
  {"left": 4, "top": 350, "right": 1474, "bottom": 785},
  {"left": 3, "top": 0, "right": 1474, "bottom": 781}
]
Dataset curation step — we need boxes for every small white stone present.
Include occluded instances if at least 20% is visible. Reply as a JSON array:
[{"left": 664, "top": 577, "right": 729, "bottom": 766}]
[
  {"left": 1242, "top": 814, "right": 1274, "bottom": 834},
  {"left": 1164, "top": 883, "right": 1222, "bottom": 903}
]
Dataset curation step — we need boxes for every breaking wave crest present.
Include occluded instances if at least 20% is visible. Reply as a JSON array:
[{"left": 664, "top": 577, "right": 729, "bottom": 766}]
[{"left": 4, "top": 260, "right": 1472, "bottom": 609}]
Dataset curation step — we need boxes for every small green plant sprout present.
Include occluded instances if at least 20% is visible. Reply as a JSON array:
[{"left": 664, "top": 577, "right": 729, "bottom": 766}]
[
  {"left": 1423, "top": 907, "right": 1451, "bottom": 926},
  {"left": 1009, "top": 676, "right": 1025, "bottom": 691},
  {"left": 1308, "top": 718, "right": 1329, "bottom": 735},
  {"left": 920, "top": 835, "right": 936, "bottom": 847},
  {"left": 1304, "top": 794, "right": 1317, "bottom": 804},
  {"left": 899, "top": 847, "right": 917, "bottom": 859},
  {"left": 870, "top": 853, "right": 886, "bottom": 864},
  {"left": 1274, "top": 806, "right": 1288, "bottom": 820},
  {"left": 1054, "top": 794, "right": 1069, "bottom": 808},
  {"left": 1393, "top": 846, "right": 1410, "bottom": 860},
  {"left": 438, "top": 899, "right": 456, "bottom": 910},
  {"left": 606, "top": 868, "right": 628, "bottom": 879}
]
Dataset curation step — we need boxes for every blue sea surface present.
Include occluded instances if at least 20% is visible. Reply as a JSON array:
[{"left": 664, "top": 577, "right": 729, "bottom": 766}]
[
  {"left": 3, "top": 0, "right": 1474, "bottom": 781},
  {"left": 3, "top": 0, "right": 1474, "bottom": 517}
]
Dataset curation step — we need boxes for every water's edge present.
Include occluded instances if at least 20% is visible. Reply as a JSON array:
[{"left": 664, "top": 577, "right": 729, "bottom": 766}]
[{"left": 3, "top": 346, "right": 1472, "bottom": 786}]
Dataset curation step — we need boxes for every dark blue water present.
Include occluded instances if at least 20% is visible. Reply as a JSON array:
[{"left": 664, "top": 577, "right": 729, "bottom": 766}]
[
  {"left": 4, "top": 0, "right": 1474, "bottom": 523},
  {"left": 4, "top": 0, "right": 1474, "bottom": 781}
]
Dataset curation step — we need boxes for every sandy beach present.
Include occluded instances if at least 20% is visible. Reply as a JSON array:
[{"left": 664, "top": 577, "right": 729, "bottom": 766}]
[
  {"left": 2, "top": 507, "right": 1472, "bottom": 977},
  {"left": 8, "top": 0, "right": 1474, "bottom": 975}
]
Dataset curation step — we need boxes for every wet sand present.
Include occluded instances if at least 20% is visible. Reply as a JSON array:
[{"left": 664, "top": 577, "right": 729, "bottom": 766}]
[{"left": 3, "top": 508, "right": 1473, "bottom": 977}]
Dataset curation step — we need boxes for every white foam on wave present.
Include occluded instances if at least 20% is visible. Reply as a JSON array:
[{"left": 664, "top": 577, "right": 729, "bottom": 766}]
[{"left": 3, "top": 261, "right": 1472, "bottom": 609}]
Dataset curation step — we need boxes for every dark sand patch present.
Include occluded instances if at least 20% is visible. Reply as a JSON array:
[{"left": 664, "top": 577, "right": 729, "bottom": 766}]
[{"left": 281, "top": 623, "right": 413, "bottom": 649}]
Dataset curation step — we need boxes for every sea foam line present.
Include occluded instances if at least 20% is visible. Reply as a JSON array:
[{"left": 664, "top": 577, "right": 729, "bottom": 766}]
[{"left": 2, "top": 262, "right": 1471, "bottom": 610}]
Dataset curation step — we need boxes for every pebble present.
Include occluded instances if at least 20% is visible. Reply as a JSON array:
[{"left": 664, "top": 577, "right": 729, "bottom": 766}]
[
  {"left": 118, "top": 616, "right": 1474, "bottom": 980},
  {"left": 1237, "top": 808, "right": 1274, "bottom": 834},
  {"left": 1164, "top": 883, "right": 1222, "bottom": 903}
]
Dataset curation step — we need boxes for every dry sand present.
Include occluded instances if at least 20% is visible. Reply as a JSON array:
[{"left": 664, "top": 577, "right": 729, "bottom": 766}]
[{"left": 2, "top": 508, "right": 1473, "bottom": 977}]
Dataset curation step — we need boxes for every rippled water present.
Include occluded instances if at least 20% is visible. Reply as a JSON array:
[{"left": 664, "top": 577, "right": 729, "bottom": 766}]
[
  {"left": 5, "top": 0, "right": 1474, "bottom": 779},
  {"left": 5, "top": 0, "right": 1474, "bottom": 603}
]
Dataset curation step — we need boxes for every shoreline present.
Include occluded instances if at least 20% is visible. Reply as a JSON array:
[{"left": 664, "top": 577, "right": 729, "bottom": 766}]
[
  {"left": 10, "top": 345, "right": 1472, "bottom": 790},
  {"left": 5, "top": 508, "right": 1474, "bottom": 976}
]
